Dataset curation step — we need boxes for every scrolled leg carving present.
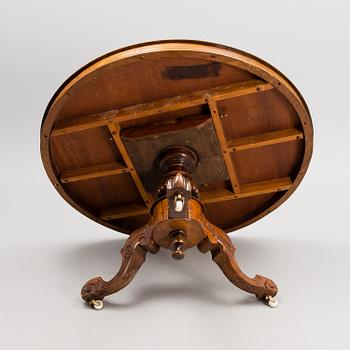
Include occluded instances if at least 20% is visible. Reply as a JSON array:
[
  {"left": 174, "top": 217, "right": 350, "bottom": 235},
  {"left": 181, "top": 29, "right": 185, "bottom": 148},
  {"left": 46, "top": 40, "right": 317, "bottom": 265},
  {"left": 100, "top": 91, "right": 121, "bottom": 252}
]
[
  {"left": 81, "top": 223, "right": 159, "bottom": 305},
  {"left": 198, "top": 218, "right": 278, "bottom": 300}
]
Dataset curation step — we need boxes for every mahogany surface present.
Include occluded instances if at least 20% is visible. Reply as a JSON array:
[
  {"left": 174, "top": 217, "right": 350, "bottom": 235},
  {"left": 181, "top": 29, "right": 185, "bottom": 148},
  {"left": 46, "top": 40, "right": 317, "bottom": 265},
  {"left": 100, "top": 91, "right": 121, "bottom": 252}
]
[{"left": 40, "top": 40, "right": 313, "bottom": 235}]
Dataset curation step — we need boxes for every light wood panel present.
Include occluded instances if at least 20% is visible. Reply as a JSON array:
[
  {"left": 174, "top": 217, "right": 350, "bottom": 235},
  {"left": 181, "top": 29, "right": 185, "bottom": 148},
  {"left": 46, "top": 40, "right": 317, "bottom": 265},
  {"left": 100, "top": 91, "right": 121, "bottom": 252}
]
[
  {"left": 201, "top": 177, "right": 292, "bottom": 204},
  {"left": 240, "top": 176, "right": 292, "bottom": 196},
  {"left": 60, "top": 162, "right": 128, "bottom": 183},
  {"left": 107, "top": 122, "right": 153, "bottom": 207},
  {"left": 100, "top": 204, "right": 149, "bottom": 220},
  {"left": 208, "top": 97, "right": 241, "bottom": 193},
  {"left": 227, "top": 128, "right": 304, "bottom": 152}
]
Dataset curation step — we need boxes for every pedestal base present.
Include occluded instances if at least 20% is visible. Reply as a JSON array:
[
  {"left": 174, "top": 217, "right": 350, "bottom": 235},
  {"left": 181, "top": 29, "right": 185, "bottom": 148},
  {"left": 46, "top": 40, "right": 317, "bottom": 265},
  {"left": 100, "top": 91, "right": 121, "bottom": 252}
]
[{"left": 81, "top": 198, "right": 278, "bottom": 310}]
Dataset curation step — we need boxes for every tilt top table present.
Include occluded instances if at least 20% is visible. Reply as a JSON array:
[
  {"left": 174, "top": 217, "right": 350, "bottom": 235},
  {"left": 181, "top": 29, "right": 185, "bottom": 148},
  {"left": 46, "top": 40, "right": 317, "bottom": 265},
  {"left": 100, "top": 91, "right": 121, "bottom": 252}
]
[{"left": 41, "top": 40, "right": 313, "bottom": 310}]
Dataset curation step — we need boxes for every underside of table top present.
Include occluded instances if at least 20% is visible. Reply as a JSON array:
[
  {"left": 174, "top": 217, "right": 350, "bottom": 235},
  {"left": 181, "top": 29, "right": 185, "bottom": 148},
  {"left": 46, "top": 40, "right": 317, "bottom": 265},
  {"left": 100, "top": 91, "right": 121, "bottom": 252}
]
[{"left": 40, "top": 40, "right": 313, "bottom": 234}]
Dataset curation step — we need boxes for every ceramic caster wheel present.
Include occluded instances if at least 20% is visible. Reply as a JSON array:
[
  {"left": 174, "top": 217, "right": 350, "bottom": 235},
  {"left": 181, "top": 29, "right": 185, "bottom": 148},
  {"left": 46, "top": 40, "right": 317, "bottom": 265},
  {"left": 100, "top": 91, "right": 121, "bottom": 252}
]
[
  {"left": 89, "top": 299, "right": 104, "bottom": 310},
  {"left": 265, "top": 295, "right": 278, "bottom": 308}
]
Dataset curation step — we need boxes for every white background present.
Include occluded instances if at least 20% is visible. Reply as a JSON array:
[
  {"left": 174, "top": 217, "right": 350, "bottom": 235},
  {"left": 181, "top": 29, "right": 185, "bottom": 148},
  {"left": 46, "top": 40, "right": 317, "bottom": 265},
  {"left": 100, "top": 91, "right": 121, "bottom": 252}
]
[{"left": 1, "top": 1, "right": 349, "bottom": 349}]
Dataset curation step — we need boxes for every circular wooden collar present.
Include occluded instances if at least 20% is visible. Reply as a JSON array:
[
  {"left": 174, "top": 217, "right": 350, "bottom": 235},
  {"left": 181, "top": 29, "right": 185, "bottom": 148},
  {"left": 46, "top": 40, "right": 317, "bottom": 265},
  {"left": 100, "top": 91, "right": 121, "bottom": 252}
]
[{"left": 41, "top": 40, "right": 313, "bottom": 235}]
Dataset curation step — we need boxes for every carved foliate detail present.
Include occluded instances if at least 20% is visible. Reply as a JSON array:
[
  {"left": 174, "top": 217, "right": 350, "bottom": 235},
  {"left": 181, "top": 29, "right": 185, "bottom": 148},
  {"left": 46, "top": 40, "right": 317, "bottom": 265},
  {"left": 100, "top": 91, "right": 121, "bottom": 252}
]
[{"left": 81, "top": 222, "right": 159, "bottom": 303}]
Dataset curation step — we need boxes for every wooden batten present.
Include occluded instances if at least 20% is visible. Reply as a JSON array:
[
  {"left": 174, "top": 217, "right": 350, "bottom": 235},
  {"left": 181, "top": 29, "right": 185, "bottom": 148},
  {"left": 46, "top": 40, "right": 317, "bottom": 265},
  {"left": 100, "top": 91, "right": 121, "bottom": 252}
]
[
  {"left": 227, "top": 128, "right": 304, "bottom": 152},
  {"left": 107, "top": 122, "right": 153, "bottom": 208},
  {"left": 101, "top": 176, "right": 292, "bottom": 220},
  {"left": 240, "top": 176, "right": 292, "bottom": 196},
  {"left": 208, "top": 97, "right": 241, "bottom": 193},
  {"left": 100, "top": 204, "right": 149, "bottom": 221},
  {"left": 51, "top": 80, "right": 273, "bottom": 137},
  {"left": 210, "top": 79, "right": 273, "bottom": 101},
  {"left": 201, "top": 176, "right": 292, "bottom": 204},
  {"left": 60, "top": 162, "right": 128, "bottom": 183}
]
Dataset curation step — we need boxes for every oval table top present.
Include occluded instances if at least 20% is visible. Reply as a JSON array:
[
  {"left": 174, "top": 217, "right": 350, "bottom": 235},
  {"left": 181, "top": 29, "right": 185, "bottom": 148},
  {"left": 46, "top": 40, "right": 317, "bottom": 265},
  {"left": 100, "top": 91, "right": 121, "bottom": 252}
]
[{"left": 40, "top": 40, "right": 313, "bottom": 235}]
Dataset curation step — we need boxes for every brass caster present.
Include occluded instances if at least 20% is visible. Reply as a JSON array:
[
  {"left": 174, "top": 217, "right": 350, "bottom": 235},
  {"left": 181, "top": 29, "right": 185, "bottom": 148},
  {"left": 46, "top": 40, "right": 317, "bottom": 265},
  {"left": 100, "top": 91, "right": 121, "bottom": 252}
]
[
  {"left": 265, "top": 295, "right": 278, "bottom": 308},
  {"left": 169, "top": 229, "right": 187, "bottom": 260},
  {"left": 172, "top": 245, "right": 185, "bottom": 260},
  {"left": 88, "top": 299, "right": 104, "bottom": 310}
]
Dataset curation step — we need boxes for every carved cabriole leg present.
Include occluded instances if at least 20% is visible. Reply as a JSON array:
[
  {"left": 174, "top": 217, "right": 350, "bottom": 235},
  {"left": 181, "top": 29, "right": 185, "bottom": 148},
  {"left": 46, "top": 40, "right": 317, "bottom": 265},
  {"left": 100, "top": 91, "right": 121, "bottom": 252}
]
[
  {"left": 198, "top": 218, "right": 278, "bottom": 300},
  {"left": 81, "top": 222, "right": 159, "bottom": 307}
]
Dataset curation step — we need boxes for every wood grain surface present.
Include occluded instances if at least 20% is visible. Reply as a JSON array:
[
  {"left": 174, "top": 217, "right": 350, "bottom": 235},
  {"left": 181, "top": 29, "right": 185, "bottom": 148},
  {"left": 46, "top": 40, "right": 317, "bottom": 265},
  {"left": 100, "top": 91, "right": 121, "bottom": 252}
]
[{"left": 40, "top": 40, "right": 313, "bottom": 235}]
